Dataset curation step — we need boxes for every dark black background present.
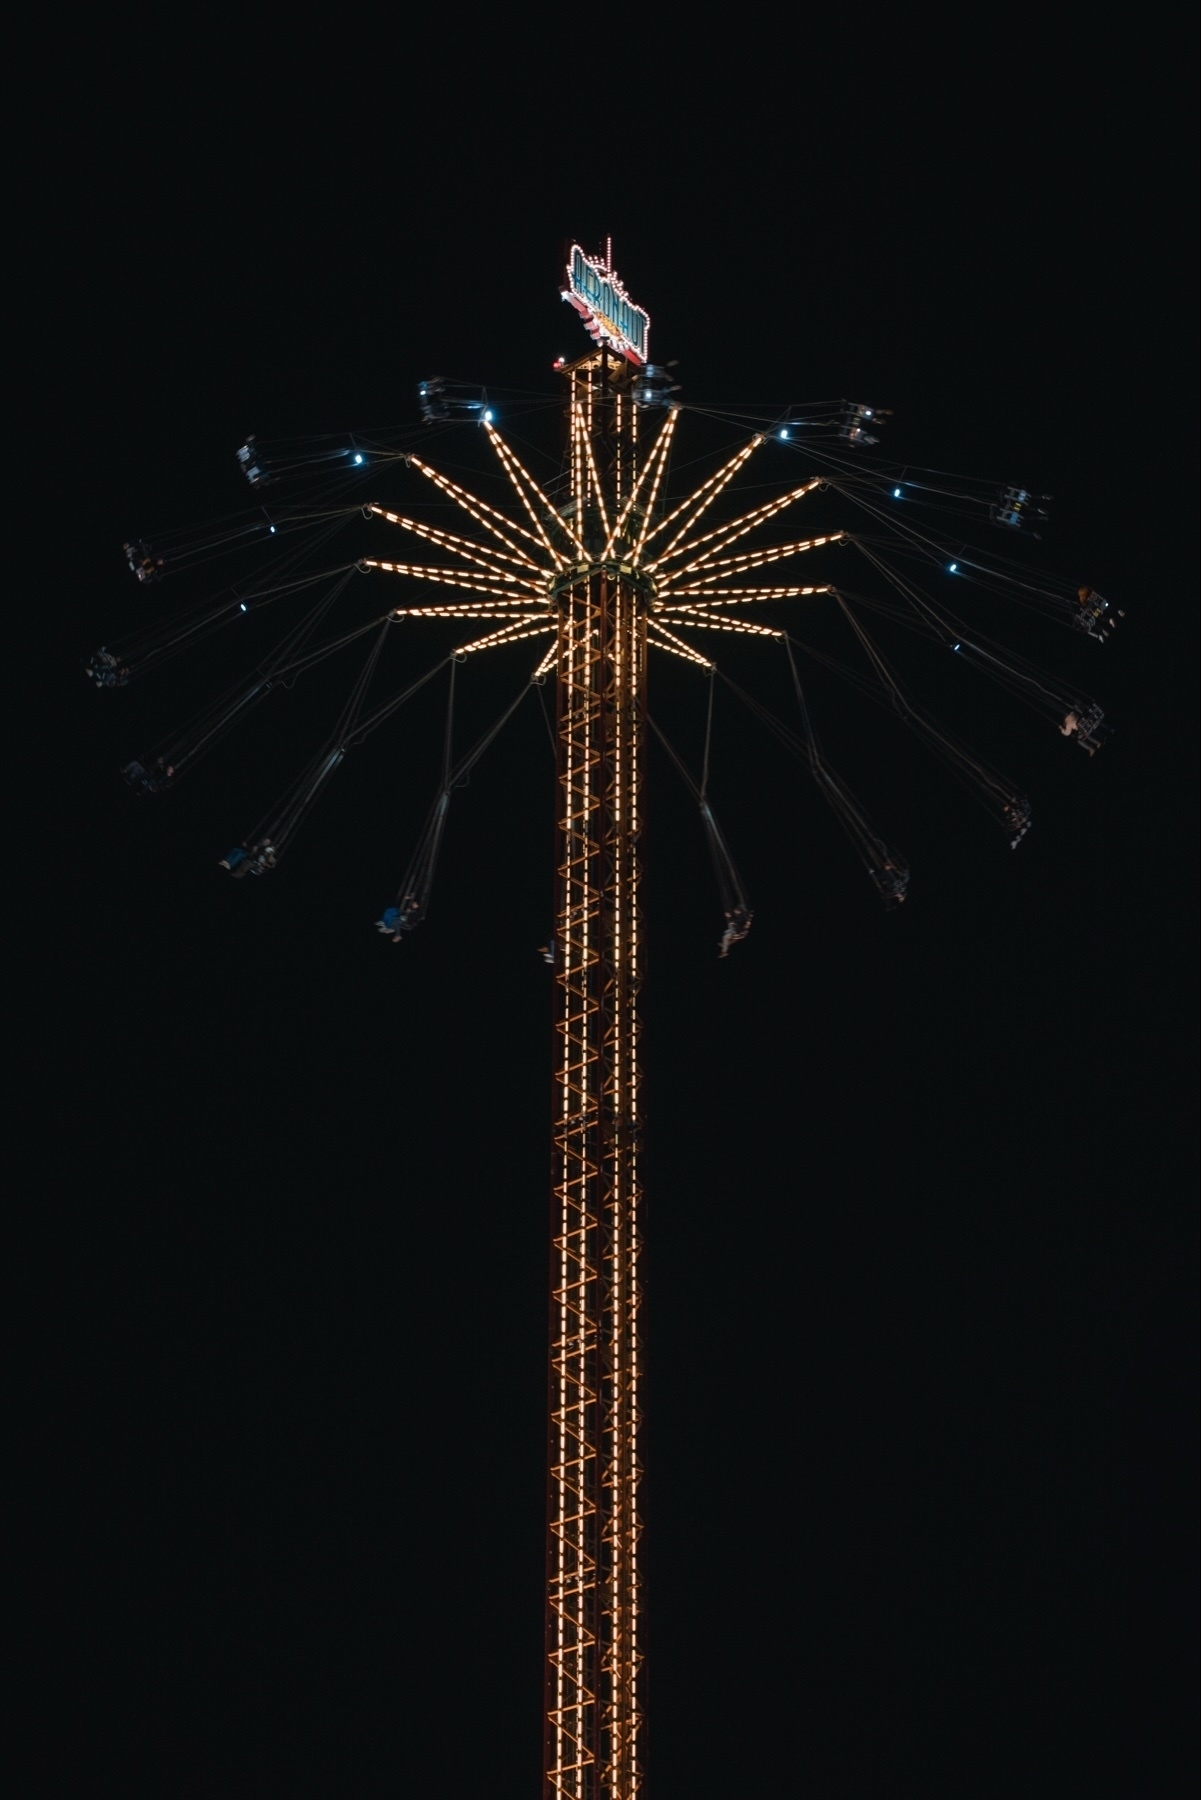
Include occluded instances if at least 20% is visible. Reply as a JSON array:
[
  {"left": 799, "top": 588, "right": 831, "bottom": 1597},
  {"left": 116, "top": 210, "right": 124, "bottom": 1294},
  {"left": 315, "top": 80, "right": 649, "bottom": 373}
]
[{"left": 22, "top": 12, "right": 1197, "bottom": 1796}]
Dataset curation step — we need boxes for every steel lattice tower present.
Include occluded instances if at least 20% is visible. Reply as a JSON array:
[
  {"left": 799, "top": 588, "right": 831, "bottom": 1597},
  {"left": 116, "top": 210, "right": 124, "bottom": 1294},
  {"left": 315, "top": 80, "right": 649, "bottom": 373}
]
[
  {"left": 537, "top": 341, "right": 831, "bottom": 1793},
  {"left": 547, "top": 348, "right": 648, "bottom": 1798}
]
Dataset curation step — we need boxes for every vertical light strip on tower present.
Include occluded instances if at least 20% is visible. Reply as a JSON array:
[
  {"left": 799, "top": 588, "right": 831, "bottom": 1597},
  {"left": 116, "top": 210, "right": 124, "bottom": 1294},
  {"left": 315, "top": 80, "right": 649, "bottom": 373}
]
[{"left": 549, "top": 527, "right": 601, "bottom": 1796}]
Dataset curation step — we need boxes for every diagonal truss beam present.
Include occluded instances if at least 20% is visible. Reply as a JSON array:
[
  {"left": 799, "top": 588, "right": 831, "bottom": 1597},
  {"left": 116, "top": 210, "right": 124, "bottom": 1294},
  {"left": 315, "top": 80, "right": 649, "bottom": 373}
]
[
  {"left": 391, "top": 603, "right": 548, "bottom": 620},
  {"left": 532, "top": 637, "right": 558, "bottom": 680},
  {"left": 604, "top": 408, "right": 678, "bottom": 561},
  {"left": 646, "top": 620, "right": 716, "bottom": 667},
  {"left": 456, "top": 618, "right": 556, "bottom": 656},
  {"left": 368, "top": 504, "right": 547, "bottom": 581},
  {"left": 638, "top": 434, "right": 764, "bottom": 564},
  {"left": 408, "top": 455, "right": 551, "bottom": 568},
  {"left": 661, "top": 584, "right": 834, "bottom": 605},
  {"left": 486, "top": 421, "right": 583, "bottom": 566},
  {"left": 648, "top": 477, "right": 823, "bottom": 574},
  {"left": 657, "top": 614, "right": 785, "bottom": 641},
  {"left": 363, "top": 559, "right": 550, "bottom": 601},
  {"left": 658, "top": 533, "right": 846, "bottom": 587}
]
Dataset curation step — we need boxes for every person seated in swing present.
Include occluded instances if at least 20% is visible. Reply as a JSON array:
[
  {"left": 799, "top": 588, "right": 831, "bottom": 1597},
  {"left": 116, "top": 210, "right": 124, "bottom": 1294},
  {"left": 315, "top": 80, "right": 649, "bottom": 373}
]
[
  {"left": 376, "top": 893, "right": 423, "bottom": 938},
  {"left": 88, "top": 648, "right": 130, "bottom": 687},
  {"left": 719, "top": 905, "right": 753, "bottom": 958},
  {"left": 220, "top": 839, "right": 276, "bottom": 877},
  {"left": 873, "top": 861, "right": 909, "bottom": 905}
]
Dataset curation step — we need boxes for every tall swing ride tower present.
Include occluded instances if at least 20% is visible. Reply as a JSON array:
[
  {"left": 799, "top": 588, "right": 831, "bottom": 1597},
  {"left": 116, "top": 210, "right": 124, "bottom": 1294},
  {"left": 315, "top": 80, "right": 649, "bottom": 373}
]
[
  {"left": 546, "top": 322, "right": 651, "bottom": 1800},
  {"left": 544, "top": 250, "right": 837, "bottom": 1791},
  {"left": 96, "top": 240, "right": 1119, "bottom": 1800}
]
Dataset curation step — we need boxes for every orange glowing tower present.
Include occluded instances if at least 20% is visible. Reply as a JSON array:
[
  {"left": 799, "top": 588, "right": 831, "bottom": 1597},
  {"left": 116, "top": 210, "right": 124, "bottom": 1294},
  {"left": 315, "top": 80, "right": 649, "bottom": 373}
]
[
  {"left": 545, "top": 330, "right": 650, "bottom": 1799},
  {"left": 541, "top": 247, "right": 830, "bottom": 1796}
]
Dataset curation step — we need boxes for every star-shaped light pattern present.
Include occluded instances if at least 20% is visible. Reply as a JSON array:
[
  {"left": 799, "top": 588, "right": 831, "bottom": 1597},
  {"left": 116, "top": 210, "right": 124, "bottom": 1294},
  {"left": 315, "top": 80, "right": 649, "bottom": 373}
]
[{"left": 362, "top": 416, "right": 835, "bottom": 662}]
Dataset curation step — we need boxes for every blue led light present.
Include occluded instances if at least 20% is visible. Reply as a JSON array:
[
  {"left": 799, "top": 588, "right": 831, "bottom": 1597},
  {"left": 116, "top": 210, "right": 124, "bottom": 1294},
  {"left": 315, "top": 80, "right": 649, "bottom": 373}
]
[
  {"left": 353, "top": 453, "right": 364, "bottom": 466},
  {"left": 893, "top": 487, "right": 902, "bottom": 498},
  {"left": 240, "top": 602, "right": 248, "bottom": 612},
  {"left": 949, "top": 562, "right": 958, "bottom": 574},
  {"left": 779, "top": 428, "right": 790, "bottom": 439},
  {"left": 952, "top": 642, "right": 961, "bottom": 651},
  {"left": 484, "top": 410, "right": 494, "bottom": 423}
]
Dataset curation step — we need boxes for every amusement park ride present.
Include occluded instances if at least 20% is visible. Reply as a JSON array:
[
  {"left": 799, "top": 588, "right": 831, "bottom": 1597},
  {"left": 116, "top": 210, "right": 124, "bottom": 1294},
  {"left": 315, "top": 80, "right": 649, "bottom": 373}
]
[{"left": 93, "top": 243, "right": 1121, "bottom": 1798}]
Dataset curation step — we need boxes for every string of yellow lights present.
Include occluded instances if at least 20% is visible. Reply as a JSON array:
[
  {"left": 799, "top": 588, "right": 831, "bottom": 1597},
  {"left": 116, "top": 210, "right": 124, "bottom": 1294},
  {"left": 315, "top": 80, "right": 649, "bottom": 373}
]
[
  {"left": 484, "top": 422, "right": 575, "bottom": 568},
  {"left": 576, "top": 416, "right": 612, "bottom": 545},
  {"left": 407, "top": 455, "right": 550, "bottom": 566},
  {"left": 456, "top": 618, "right": 556, "bottom": 657},
  {"left": 388, "top": 606, "right": 545, "bottom": 622},
  {"left": 368, "top": 504, "right": 549, "bottom": 580},
  {"left": 658, "top": 532, "right": 846, "bottom": 586},
  {"left": 646, "top": 620, "right": 716, "bottom": 667},
  {"left": 656, "top": 614, "right": 785, "bottom": 640},
  {"left": 604, "top": 408, "right": 678, "bottom": 561},
  {"left": 661, "top": 583, "right": 834, "bottom": 605},
  {"left": 647, "top": 477, "right": 823, "bottom": 573},
  {"left": 363, "top": 559, "right": 550, "bottom": 600},
  {"left": 638, "top": 434, "right": 763, "bottom": 562},
  {"left": 629, "top": 413, "right": 679, "bottom": 563}
]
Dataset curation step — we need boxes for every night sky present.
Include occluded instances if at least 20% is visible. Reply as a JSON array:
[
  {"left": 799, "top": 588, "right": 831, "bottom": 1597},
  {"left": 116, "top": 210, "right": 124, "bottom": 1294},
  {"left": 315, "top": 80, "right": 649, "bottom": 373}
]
[{"left": 25, "top": 17, "right": 1197, "bottom": 1797}]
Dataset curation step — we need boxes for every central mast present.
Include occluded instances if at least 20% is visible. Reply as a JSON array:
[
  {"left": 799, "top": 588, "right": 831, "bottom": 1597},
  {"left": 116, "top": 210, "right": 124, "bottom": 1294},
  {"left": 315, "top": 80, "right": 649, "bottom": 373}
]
[{"left": 547, "top": 343, "right": 647, "bottom": 1798}]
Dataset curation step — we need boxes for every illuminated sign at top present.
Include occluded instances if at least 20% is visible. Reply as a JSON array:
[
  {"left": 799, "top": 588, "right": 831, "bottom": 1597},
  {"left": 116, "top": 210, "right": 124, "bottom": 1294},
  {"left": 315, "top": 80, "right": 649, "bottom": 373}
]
[{"left": 562, "top": 245, "right": 649, "bottom": 366}]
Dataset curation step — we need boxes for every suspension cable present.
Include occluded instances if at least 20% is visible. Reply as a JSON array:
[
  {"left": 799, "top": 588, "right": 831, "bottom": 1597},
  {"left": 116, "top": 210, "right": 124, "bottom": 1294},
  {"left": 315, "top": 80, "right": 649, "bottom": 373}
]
[
  {"left": 377, "top": 675, "right": 535, "bottom": 937},
  {"left": 846, "top": 542, "right": 1099, "bottom": 729},
  {"left": 221, "top": 616, "right": 395, "bottom": 874},
  {"left": 714, "top": 649, "right": 909, "bottom": 905},
  {"left": 833, "top": 594, "right": 1031, "bottom": 844},
  {"left": 648, "top": 712, "right": 748, "bottom": 923},
  {"left": 124, "top": 570, "right": 364, "bottom": 788}
]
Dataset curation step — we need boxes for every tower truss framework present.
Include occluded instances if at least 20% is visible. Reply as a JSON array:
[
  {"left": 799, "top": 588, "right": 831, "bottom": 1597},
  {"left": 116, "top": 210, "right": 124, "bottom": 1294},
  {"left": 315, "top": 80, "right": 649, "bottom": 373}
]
[{"left": 547, "top": 352, "right": 647, "bottom": 1798}]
